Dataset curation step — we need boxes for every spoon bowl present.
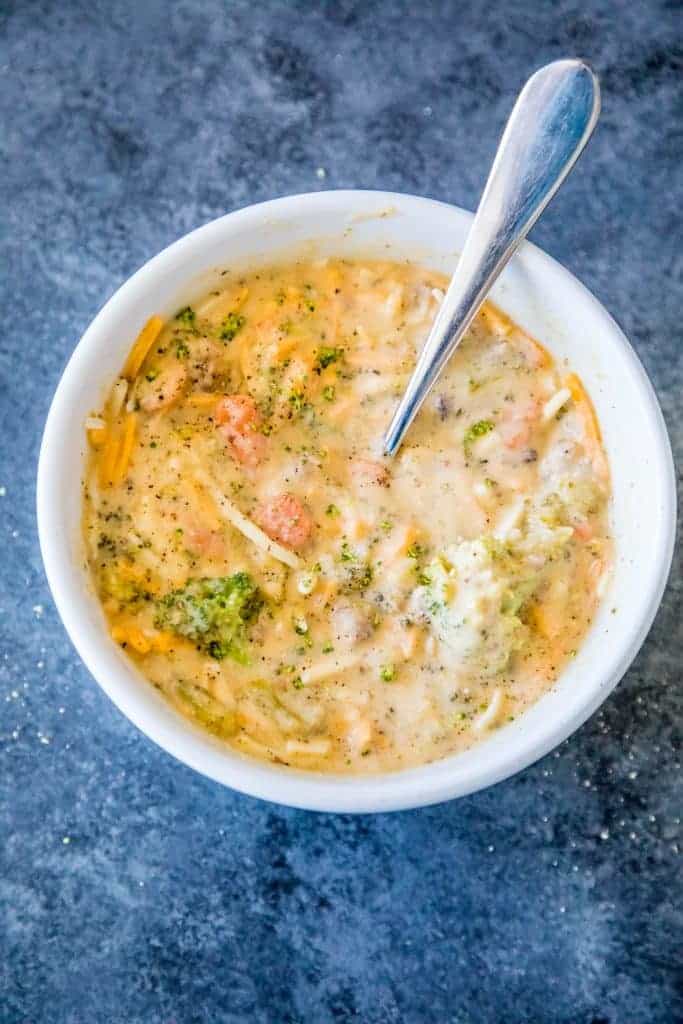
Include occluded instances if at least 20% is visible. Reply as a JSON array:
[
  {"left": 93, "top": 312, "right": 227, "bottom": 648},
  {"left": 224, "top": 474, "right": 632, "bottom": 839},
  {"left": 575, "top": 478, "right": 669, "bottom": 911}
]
[{"left": 383, "top": 59, "right": 601, "bottom": 456}]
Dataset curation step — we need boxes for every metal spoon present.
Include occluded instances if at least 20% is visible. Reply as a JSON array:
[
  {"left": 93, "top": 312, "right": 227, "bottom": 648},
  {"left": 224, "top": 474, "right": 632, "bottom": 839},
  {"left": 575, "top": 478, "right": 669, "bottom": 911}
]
[{"left": 383, "top": 59, "right": 600, "bottom": 456}]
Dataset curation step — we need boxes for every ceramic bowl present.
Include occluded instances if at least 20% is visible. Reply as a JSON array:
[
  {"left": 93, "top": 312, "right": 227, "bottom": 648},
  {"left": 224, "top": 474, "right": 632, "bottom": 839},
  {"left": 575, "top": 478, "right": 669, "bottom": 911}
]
[{"left": 37, "top": 191, "right": 676, "bottom": 812}]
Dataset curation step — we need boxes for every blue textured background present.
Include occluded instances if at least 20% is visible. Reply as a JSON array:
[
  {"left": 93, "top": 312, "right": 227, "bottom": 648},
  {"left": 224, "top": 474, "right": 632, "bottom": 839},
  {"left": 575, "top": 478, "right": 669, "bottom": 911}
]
[{"left": 1, "top": 2, "right": 681, "bottom": 1022}]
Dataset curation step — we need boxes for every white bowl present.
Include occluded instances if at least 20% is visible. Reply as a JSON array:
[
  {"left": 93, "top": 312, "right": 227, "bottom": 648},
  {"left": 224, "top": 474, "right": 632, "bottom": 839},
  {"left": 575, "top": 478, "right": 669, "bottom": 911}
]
[{"left": 37, "top": 191, "right": 676, "bottom": 813}]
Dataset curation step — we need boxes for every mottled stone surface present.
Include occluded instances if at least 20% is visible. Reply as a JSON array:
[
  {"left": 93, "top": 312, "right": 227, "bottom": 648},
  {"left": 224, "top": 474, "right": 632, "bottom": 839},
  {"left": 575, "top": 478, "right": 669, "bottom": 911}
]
[{"left": 1, "top": 1, "right": 681, "bottom": 1021}]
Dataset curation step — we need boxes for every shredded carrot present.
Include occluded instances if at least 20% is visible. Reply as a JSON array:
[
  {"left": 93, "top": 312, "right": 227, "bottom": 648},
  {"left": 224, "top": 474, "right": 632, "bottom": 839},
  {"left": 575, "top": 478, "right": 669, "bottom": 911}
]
[
  {"left": 112, "top": 413, "right": 137, "bottom": 485},
  {"left": 122, "top": 315, "right": 164, "bottom": 380}
]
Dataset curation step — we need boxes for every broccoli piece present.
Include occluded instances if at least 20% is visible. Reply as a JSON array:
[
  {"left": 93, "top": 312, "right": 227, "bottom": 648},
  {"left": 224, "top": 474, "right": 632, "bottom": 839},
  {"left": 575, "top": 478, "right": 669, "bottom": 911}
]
[
  {"left": 341, "top": 560, "right": 373, "bottom": 593},
  {"left": 175, "top": 306, "right": 196, "bottom": 326},
  {"left": 463, "top": 419, "right": 494, "bottom": 457},
  {"left": 220, "top": 312, "right": 246, "bottom": 342},
  {"left": 315, "top": 346, "right": 344, "bottom": 372},
  {"left": 100, "top": 564, "right": 150, "bottom": 608},
  {"left": 155, "top": 572, "right": 263, "bottom": 663}
]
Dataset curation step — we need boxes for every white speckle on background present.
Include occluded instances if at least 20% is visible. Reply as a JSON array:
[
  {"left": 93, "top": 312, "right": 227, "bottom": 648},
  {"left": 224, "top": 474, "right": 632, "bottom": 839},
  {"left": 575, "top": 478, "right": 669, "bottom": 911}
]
[{"left": 315, "top": 166, "right": 326, "bottom": 179}]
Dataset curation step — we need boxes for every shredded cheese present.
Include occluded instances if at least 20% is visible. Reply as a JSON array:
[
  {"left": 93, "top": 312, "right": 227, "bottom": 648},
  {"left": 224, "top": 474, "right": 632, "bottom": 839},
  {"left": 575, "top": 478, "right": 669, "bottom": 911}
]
[
  {"left": 113, "top": 413, "right": 137, "bottom": 485},
  {"left": 565, "top": 373, "right": 601, "bottom": 441},
  {"left": 87, "top": 426, "right": 108, "bottom": 449},
  {"left": 285, "top": 738, "right": 331, "bottom": 756},
  {"left": 122, "top": 315, "right": 164, "bottom": 381},
  {"left": 193, "top": 466, "right": 300, "bottom": 569},
  {"left": 301, "top": 652, "right": 359, "bottom": 685},
  {"left": 108, "top": 378, "right": 129, "bottom": 417},
  {"left": 473, "top": 688, "right": 505, "bottom": 732},
  {"left": 99, "top": 432, "right": 120, "bottom": 487},
  {"left": 85, "top": 415, "right": 106, "bottom": 431},
  {"left": 542, "top": 387, "right": 572, "bottom": 422}
]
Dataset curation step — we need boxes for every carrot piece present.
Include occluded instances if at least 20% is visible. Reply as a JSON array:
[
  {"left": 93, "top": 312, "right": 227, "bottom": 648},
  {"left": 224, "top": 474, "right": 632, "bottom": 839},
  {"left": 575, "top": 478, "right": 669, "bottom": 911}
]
[{"left": 122, "top": 315, "right": 164, "bottom": 380}]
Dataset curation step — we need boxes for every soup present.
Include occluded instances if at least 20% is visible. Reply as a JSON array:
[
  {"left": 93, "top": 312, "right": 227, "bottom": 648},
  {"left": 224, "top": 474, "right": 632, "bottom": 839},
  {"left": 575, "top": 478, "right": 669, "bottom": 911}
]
[{"left": 82, "top": 259, "right": 611, "bottom": 772}]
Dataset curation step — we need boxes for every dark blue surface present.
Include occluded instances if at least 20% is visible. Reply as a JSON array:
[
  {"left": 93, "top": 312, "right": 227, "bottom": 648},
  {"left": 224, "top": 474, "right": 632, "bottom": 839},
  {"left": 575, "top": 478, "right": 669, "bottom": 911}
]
[{"left": 1, "top": 2, "right": 681, "bottom": 1021}]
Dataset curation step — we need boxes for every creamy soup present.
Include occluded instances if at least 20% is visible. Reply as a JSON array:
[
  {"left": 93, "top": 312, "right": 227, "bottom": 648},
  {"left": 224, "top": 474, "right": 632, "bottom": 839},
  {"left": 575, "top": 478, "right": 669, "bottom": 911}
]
[{"left": 83, "top": 259, "right": 611, "bottom": 773}]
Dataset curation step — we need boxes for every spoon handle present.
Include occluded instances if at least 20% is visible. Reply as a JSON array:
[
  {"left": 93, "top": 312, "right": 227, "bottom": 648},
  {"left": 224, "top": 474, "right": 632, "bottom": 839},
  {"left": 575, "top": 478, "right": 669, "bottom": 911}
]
[{"left": 383, "top": 59, "right": 600, "bottom": 456}]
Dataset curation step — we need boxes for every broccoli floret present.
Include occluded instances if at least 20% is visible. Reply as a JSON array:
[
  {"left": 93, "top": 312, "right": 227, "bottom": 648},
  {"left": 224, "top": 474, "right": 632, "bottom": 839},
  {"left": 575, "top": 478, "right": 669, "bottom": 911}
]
[
  {"left": 220, "top": 312, "right": 246, "bottom": 342},
  {"left": 175, "top": 306, "right": 197, "bottom": 326},
  {"left": 100, "top": 564, "right": 150, "bottom": 608},
  {"left": 155, "top": 572, "right": 263, "bottom": 663},
  {"left": 463, "top": 419, "right": 494, "bottom": 456},
  {"left": 315, "top": 346, "right": 344, "bottom": 372}
]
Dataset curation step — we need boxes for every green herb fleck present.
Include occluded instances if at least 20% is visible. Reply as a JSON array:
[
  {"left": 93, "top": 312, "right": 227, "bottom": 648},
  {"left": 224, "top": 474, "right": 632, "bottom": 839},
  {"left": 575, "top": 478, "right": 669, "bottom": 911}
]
[
  {"left": 463, "top": 419, "right": 494, "bottom": 456},
  {"left": 220, "top": 312, "right": 246, "bottom": 342},
  {"left": 340, "top": 540, "right": 354, "bottom": 562},
  {"left": 322, "top": 385, "right": 336, "bottom": 402},
  {"left": 288, "top": 391, "right": 305, "bottom": 414},
  {"left": 326, "top": 504, "right": 340, "bottom": 517},
  {"left": 380, "top": 664, "right": 396, "bottom": 683},
  {"left": 315, "top": 346, "right": 344, "bottom": 372},
  {"left": 175, "top": 306, "right": 196, "bottom": 326}
]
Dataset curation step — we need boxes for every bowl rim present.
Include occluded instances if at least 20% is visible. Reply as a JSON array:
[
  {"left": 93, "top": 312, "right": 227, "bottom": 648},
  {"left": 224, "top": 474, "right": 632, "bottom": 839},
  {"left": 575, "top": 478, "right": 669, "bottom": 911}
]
[{"left": 37, "top": 189, "right": 677, "bottom": 813}]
